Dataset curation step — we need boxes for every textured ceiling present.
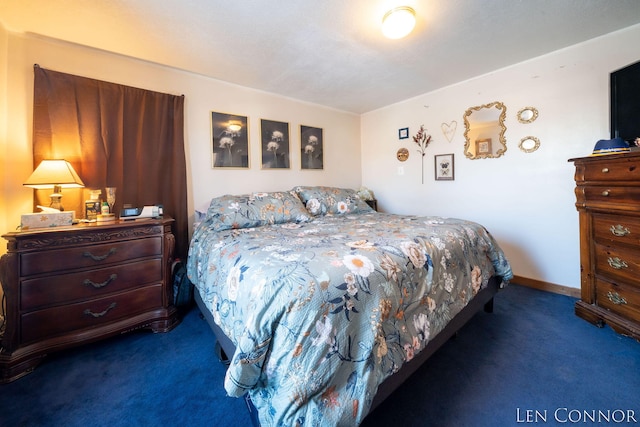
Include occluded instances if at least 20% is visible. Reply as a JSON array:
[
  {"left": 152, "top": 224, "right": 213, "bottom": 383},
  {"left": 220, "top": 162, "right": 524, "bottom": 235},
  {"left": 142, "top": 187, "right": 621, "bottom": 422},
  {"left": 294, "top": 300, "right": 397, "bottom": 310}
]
[{"left": 1, "top": 0, "right": 640, "bottom": 113}]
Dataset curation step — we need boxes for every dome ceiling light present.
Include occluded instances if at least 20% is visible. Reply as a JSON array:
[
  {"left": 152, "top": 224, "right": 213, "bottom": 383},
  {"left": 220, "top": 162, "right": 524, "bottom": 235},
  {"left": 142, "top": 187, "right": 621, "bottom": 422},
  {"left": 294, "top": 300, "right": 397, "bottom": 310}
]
[{"left": 381, "top": 6, "right": 416, "bottom": 39}]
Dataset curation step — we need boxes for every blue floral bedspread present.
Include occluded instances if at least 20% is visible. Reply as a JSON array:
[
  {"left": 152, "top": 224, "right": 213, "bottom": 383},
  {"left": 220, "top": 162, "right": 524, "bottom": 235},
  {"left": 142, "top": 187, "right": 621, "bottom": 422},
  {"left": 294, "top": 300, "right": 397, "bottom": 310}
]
[{"left": 187, "top": 212, "right": 513, "bottom": 426}]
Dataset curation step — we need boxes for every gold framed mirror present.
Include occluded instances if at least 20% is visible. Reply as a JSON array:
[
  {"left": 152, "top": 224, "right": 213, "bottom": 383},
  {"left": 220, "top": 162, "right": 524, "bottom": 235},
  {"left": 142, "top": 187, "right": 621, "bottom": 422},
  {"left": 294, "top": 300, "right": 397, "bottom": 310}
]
[
  {"left": 463, "top": 101, "right": 507, "bottom": 159},
  {"left": 519, "top": 136, "right": 540, "bottom": 153},
  {"left": 517, "top": 107, "right": 538, "bottom": 124}
]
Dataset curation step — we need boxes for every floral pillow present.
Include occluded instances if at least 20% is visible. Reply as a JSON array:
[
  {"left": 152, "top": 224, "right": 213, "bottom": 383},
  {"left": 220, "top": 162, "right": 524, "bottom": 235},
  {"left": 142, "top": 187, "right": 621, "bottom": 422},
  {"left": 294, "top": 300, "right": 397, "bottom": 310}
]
[
  {"left": 293, "top": 186, "right": 374, "bottom": 216},
  {"left": 206, "top": 191, "right": 313, "bottom": 231}
]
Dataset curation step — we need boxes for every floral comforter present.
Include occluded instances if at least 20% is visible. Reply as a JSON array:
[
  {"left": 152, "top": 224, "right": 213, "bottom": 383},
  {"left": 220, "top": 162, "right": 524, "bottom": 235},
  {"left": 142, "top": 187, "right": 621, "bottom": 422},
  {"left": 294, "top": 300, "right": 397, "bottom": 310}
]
[{"left": 187, "top": 212, "right": 512, "bottom": 426}]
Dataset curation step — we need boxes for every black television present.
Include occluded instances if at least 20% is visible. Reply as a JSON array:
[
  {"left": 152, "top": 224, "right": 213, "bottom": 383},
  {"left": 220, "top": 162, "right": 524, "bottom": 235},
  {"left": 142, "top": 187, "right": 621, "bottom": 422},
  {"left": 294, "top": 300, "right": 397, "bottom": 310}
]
[{"left": 610, "top": 59, "right": 640, "bottom": 145}]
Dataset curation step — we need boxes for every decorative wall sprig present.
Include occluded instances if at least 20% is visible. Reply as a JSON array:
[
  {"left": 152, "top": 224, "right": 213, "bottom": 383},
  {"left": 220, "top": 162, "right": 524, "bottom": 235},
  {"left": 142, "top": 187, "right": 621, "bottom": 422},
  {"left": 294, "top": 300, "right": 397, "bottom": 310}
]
[{"left": 413, "top": 125, "right": 432, "bottom": 184}]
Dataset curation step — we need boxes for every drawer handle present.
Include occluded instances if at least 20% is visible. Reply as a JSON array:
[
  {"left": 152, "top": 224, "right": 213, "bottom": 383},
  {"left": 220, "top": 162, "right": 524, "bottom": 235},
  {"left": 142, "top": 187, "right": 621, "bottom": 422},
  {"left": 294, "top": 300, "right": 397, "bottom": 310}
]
[
  {"left": 601, "top": 190, "right": 610, "bottom": 197},
  {"left": 83, "top": 274, "right": 117, "bottom": 289},
  {"left": 83, "top": 302, "right": 117, "bottom": 318},
  {"left": 607, "top": 257, "right": 628, "bottom": 270},
  {"left": 610, "top": 224, "right": 630, "bottom": 237},
  {"left": 601, "top": 167, "right": 609, "bottom": 173},
  {"left": 83, "top": 247, "right": 117, "bottom": 262},
  {"left": 607, "top": 291, "right": 627, "bottom": 305}
]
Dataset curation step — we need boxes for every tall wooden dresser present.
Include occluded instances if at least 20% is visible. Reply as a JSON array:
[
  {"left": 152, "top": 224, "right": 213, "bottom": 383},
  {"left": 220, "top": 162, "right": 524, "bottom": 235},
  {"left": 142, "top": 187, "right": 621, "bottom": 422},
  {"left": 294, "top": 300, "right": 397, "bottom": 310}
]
[
  {"left": 570, "top": 152, "right": 640, "bottom": 341},
  {"left": 0, "top": 217, "right": 180, "bottom": 382}
]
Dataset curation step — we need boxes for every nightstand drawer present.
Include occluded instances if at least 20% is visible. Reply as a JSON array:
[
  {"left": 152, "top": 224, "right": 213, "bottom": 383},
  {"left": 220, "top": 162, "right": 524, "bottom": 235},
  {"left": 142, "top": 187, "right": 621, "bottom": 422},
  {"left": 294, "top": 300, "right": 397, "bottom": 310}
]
[
  {"left": 21, "top": 236, "right": 162, "bottom": 276},
  {"left": 20, "top": 284, "right": 163, "bottom": 344},
  {"left": 594, "top": 243, "right": 640, "bottom": 285},
  {"left": 596, "top": 278, "right": 640, "bottom": 322},
  {"left": 579, "top": 157, "right": 640, "bottom": 182},
  {"left": 21, "top": 258, "right": 163, "bottom": 310},
  {"left": 593, "top": 213, "right": 640, "bottom": 247}
]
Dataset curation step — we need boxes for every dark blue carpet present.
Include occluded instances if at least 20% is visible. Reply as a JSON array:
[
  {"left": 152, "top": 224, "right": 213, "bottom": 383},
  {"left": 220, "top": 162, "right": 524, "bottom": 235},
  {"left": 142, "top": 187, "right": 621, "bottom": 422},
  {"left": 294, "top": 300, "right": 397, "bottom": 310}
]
[{"left": 1, "top": 285, "right": 638, "bottom": 427}]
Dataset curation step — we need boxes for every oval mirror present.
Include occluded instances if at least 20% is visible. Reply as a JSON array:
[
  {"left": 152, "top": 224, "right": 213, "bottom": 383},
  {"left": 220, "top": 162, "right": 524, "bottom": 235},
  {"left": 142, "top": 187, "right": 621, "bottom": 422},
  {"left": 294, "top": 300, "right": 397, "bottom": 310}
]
[
  {"left": 517, "top": 107, "right": 538, "bottom": 124},
  {"left": 463, "top": 101, "right": 507, "bottom": 159},
  {"left": 519, "top": 136, "right": 540, "bottom": 153}
]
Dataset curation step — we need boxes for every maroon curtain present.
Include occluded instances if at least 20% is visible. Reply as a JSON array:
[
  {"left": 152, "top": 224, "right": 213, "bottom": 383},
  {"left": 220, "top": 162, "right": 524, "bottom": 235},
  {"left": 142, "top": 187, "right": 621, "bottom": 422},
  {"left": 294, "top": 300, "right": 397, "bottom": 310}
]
[{"left": 32, "top": 65, "right": 189, "bottom": 257}]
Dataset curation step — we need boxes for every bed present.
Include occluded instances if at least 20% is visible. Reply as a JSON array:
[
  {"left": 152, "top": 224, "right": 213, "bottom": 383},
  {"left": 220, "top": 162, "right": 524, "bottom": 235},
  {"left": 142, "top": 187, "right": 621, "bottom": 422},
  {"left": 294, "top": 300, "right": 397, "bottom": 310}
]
[{"left": 187, "top": 187, "right": 513, "bottom": 426}]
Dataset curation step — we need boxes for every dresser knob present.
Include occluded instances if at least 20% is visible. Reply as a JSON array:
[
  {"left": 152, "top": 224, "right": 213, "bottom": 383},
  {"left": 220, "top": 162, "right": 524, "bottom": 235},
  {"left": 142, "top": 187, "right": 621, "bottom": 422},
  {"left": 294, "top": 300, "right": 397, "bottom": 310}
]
[
  {"left": 607, "top": 257, "right": 628, "bottom": 270},
  {"left": 601, "top": 168, "right": 609, "bottom": 173},
  {"left": 601, "top": 190, "right": 610, "bottom": 196},
  {"left": 610, "top": 225, "right": 631, "bottom": 237},
  {"left": 607, "top": 291, "right": 627, "bottom": 305}
]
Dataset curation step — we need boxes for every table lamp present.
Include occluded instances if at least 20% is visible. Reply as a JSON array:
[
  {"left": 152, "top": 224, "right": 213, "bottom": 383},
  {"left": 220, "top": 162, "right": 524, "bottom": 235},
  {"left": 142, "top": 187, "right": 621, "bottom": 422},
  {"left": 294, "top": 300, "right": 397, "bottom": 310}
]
[{"left": 23, "top": 159, "right": 85, "bottom": 211}]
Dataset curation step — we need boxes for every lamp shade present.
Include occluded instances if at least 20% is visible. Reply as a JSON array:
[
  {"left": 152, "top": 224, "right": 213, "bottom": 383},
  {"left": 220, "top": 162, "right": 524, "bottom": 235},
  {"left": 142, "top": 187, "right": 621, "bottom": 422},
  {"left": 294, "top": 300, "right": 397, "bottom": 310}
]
[
  {"left": 382, "top": 6, "right": 416, "bottom": 39},
  {"left": 23, "top": 159, "right": 85, "bottom": 189}
]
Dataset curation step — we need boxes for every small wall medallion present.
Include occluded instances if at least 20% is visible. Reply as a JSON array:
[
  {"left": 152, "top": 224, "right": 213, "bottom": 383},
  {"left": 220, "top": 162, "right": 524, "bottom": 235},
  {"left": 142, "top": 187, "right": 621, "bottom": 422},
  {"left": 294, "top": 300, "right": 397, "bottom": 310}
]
[{"left": 396, "top": 147, "right": 409, "bottom": 161}]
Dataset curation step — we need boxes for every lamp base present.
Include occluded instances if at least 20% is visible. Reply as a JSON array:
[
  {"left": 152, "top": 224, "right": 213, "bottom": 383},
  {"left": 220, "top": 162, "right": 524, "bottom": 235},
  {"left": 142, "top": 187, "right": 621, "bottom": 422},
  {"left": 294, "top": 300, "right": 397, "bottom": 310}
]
[{"left": 49, "top": 193, "right": 63, "bottom": 211}]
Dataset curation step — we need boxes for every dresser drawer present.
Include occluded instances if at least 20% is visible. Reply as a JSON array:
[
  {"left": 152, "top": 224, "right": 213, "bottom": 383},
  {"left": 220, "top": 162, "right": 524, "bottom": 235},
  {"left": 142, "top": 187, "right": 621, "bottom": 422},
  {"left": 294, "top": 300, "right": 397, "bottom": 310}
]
[
  {"left": 579, "top": 157, "right": 640, "bottom": 182},
  {"left": 21, "top": 258, "right": 163, "bottom": 311},
  {"left": 595, "top": 278, "right": 640, "bottom": 323},
  {"left": 20, "top": 236, "right": 162, "bottom": 276},
  {"left": 20, "top": 284, "right": 163, "bottom": 344},
  {"left": 579, "top": 186, "right": 640, "bottom": 208},
  {"left": 594, "top": 243, "right": 640, "bottom": 285},
  {"left": 593, "top": 213, "right": 640, "bottom": 247}
]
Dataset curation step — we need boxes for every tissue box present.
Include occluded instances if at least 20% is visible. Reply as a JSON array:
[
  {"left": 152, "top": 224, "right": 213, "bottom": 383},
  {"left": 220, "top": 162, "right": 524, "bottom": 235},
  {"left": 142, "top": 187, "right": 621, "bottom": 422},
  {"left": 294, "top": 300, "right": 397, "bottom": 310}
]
[{"left": 21, "top": 212, "right": 74, "bottom": 230}]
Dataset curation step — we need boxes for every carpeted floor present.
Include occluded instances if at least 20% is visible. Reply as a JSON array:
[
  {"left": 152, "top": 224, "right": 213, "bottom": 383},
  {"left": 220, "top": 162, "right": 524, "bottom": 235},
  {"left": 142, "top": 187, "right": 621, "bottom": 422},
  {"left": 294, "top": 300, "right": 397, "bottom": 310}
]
[{"left": 0, "top": 284, "right": 638, "bottom": 427}]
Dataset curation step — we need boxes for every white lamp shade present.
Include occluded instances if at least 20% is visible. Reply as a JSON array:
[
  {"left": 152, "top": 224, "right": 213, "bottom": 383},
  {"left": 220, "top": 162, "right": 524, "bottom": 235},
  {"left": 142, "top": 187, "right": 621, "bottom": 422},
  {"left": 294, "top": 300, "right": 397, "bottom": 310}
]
[
  {"left": 382, "top": 7, "right": 416, "bottom": 39},
  {"left": 23, "top": 159, "right": 85, "bottom": 189}
]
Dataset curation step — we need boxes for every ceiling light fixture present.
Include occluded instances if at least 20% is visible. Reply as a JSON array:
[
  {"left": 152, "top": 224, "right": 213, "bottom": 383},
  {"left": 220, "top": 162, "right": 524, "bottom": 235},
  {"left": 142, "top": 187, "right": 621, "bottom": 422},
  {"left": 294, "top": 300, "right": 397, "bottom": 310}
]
[
  {"left": 381, "top": 6, "right": 416, "bottom": 39},
  {"left": 227, "top": 121, "right": 242, "bottom": 133}
]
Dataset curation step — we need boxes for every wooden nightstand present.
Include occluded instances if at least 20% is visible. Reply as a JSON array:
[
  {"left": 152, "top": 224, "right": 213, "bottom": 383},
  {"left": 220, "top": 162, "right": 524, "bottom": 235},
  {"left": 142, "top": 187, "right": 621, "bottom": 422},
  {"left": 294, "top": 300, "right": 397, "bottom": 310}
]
[{"left": 0, "top": 217, "right": 180, "bottom": 382}]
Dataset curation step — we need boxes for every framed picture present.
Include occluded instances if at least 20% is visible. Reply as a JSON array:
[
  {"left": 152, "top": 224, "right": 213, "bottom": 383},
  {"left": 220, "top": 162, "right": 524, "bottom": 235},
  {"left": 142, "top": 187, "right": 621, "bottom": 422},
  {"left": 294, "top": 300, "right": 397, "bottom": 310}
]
[
  {"left": 435, "top": 153, "right": 455, "bottom": 181},
  {"left": 300, "top": 125, "right": 323, "bottom": 170},
  {"left": 211, "top": 111, "right": 249, "bottom": 168},
  {"left": 260, "top": 119, "right": 290, "bottom": 169},
  {"left": 399, "top": 127, "right": 409, "bottom": 139},
  {"left": 475, "top": 138, "right": 492, "bottom": 155}
]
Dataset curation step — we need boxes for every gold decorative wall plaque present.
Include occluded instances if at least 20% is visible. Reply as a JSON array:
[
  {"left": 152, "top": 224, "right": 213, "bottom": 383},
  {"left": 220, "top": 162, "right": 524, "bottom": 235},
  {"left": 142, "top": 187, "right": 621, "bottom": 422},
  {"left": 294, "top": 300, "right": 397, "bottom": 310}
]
[{"left": 396, "top": 147, "right": 409, "bottom": 161}]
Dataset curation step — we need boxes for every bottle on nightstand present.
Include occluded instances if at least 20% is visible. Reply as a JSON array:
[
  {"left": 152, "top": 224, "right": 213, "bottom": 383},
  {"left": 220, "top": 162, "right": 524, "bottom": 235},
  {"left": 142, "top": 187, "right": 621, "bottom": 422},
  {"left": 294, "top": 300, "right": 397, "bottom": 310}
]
[{"left": 97, "top": 201, "right": 116, "bottom": 223}]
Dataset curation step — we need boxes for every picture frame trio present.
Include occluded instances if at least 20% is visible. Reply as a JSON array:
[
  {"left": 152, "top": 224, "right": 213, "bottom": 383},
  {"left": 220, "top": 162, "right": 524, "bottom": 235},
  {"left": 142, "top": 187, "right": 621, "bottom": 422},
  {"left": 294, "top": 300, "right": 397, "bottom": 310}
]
[{"left": 211, "top": 111, "right": 323, "bottom": 170}]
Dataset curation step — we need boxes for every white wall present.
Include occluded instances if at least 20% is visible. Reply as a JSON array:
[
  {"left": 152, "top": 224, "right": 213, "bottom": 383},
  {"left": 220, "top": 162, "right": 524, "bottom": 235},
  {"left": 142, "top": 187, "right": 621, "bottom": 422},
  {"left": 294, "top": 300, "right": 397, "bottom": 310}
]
[
  {"left": 0, "top": 32, "right": 362, "bottom": 254},
  {"left": 361, "top": 24, "right": 640, "bottom": 289}
]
